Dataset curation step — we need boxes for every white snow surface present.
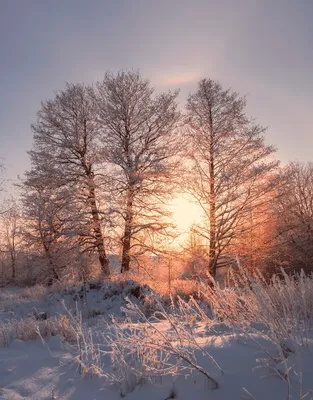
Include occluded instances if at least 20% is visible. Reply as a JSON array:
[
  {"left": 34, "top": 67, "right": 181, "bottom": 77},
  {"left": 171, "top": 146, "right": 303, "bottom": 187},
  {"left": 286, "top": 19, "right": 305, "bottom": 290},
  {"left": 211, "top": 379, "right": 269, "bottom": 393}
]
[
  {"left": 1, "top": 283, "right": 313, "bottom": 399},
  {"left": 2, "top": 332, "right": 311, "bottom": 400}
]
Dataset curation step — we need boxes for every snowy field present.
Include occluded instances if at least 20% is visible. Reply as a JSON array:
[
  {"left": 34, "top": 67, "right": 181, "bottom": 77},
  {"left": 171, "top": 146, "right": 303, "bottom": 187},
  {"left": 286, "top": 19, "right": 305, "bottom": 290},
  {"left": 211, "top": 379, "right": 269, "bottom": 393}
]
[{"left": 1, "top": 274, "right": 313, "bottom": 400}]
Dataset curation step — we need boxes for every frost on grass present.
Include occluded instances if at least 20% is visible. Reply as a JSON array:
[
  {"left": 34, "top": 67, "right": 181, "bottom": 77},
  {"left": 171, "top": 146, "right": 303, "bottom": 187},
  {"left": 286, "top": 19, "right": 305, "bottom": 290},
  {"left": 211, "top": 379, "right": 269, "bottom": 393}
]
[
  {"left": 1, "top": 271, "right": 313, "bottom": 399},
  {"left": 207, "top": 269, "right": 313, "bottom": 399},
  {"left": 0, "top": 279, "right": 163, "bottom": 323},
  {"left": 61, "top": 271, "right": 313, "bottom": 398}
]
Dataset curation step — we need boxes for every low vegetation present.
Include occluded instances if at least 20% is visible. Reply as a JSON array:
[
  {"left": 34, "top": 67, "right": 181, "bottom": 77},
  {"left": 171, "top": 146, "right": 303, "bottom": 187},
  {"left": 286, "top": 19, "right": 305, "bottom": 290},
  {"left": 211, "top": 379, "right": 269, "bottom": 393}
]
[{"left": 1, "top": 270, "right": 313, "bottom": 399}]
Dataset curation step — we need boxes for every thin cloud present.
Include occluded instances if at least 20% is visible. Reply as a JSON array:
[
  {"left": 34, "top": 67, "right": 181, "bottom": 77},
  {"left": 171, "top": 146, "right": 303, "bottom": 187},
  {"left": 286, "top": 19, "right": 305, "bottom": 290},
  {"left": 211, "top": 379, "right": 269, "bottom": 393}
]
[{"left": 162, "top": 73, "right": 199, "bottom": 85}]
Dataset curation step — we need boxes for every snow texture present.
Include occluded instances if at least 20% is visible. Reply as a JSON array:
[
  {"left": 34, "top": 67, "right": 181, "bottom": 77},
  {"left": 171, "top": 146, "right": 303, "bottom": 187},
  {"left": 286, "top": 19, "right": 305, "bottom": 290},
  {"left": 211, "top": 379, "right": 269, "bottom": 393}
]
[{"left": 1, "top": 280, "right": 313, "bottom": 400}]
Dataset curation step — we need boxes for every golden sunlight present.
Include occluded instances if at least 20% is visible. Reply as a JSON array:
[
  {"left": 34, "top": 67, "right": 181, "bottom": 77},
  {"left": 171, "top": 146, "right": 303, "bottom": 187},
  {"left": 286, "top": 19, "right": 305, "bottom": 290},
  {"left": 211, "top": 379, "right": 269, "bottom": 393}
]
[{"left": 169, "top": 195, "right": 204, "bottom": 233}]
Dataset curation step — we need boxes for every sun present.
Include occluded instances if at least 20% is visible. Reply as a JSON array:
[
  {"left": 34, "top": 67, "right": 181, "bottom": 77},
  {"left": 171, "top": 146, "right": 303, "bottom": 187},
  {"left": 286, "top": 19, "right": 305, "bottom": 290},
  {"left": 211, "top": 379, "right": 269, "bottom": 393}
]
[{"left": 169, "top": 194, "right": 204, "bottom": 233}]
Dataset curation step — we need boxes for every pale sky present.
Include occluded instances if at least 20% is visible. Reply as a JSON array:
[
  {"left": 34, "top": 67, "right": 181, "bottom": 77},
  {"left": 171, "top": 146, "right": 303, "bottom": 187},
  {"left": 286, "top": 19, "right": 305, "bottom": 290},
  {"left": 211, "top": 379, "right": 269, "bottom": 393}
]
[{"left": 1, "top": 0, "right": 313, "bottom": 195}]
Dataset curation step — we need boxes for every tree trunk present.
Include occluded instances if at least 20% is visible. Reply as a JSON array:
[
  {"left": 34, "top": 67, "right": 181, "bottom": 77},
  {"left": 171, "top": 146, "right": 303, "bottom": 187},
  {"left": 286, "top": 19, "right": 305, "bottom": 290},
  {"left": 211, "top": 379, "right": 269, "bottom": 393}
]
[
  {"left": 47, "top": 264, "right": 59, "bottom": 286},
  {"left": 39, "top": 221, "right": 60, "bottom": 285},
  {"left": 88, "top": 185, "right": 110, "bottom": 277},
  {"left": 121, "top": 191, "right": 134, "bottom": 273},
  {"left": 208, "top": 110, "right": 217, "bottom": 278},
  {"left": 81, "top": 118, "right": 110, "bottom": 278},
  {"left": 45, "top": 248, "right": 59, "bottom": 286},
  {"left": 11, "top": 259, "right": 16, "bottom": 280},
  {"left": 11, "top": 253, "right": 16, "bottom": 280}
]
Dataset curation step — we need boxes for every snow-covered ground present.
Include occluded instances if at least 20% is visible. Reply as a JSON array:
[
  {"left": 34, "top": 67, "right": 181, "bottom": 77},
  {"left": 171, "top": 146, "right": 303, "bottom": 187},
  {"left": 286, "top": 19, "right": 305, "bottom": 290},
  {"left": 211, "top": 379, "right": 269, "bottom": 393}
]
[
  {"left": 0, "top": 280, "right": 158, "bottom": 322},
  {"left": 1, "top": 330, "right": 312, "bottom": 399},
  {"left": 1, "top": 276, "right": 313, "bottom": 399}
]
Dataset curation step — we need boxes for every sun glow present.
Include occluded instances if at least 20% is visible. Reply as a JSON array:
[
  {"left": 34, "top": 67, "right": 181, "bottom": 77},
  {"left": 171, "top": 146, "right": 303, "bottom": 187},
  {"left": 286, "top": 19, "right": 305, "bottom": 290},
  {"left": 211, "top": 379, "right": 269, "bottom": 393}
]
[{"left": 169, "top": 195, "right": 204, "bottom": 234}]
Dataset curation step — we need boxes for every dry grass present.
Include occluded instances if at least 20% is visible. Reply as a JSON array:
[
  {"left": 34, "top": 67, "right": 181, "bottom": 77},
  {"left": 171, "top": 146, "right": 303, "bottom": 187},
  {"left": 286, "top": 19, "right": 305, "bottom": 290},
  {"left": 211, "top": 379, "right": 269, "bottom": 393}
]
[
  {"left": 111, "top": 265, "right": 201, "bottom": 299},
  {"left": 18, "top": 284, "right": 48, "bottom": 300},
  {"left": 0, "top": 315, "right": 76, "bottom": 347}
]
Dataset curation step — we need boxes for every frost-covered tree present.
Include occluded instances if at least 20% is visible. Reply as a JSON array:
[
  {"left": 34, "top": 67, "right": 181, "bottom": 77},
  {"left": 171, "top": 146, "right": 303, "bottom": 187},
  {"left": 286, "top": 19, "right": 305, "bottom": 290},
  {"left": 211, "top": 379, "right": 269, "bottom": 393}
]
[
  {"left": 21, "top": 182, "right": 76, "bottom": 283},
  {"left": 186, "top": 79, "right": 278, "bottom": 277},
  {"left": 231, "top": 189, "right": 278, "bottom": 273},
  {"left": 94, "top": 71, "right": 180, "bottom": 273},
  {"left": 274, "top": 162, "right": 313, "bottom": 273},
  {"left": 0, "top": 202, "right": 21, "bottom": 280},
  {"left": 0, "top": 161, "right": 4, "bottom": 197},
  {"left": 27, "top": 83, "right": 110, "bottom": 277}
]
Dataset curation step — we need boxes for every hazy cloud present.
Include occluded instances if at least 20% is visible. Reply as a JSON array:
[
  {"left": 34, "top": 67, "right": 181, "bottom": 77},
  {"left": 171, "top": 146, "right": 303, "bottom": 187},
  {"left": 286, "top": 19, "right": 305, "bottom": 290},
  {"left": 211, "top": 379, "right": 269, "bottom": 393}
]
[{"left": 162, "top": 72, "right": 200, "bottom": 86}]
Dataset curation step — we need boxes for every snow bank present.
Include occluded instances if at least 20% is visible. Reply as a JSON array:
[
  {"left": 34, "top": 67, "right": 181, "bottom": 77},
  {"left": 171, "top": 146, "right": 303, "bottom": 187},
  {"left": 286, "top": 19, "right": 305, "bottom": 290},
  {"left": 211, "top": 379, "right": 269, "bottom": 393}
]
[{"left": 0, "top": 280, "right": 161, "bottom": 323}]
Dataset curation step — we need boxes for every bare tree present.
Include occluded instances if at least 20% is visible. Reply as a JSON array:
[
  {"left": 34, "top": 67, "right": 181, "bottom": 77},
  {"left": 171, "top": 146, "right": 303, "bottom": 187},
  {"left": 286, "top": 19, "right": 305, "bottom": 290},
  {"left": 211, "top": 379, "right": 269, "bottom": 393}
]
[
  {"left": 185, "top": 79, "right": 278, "bottom": 278},
  {"left": 182, "top": 224, "right": 208, "bottom": 279},
  {"left": 274, "top": 162, "right": 313, "bottom": 273},
  {"left": 94, "top": 71, "right": 180, "bottom": 273},
  {"left": 0, "top": 201, "right": 21, "bottom": 280},
  {"left": 231, "top": 189, "right": 278, "bottom": 273},
  {"left": 27, "top": 83, "right": 110, "bottom": 277},
  {"left": 21, "top": 182, "right": 76, "bottom": 283}
]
